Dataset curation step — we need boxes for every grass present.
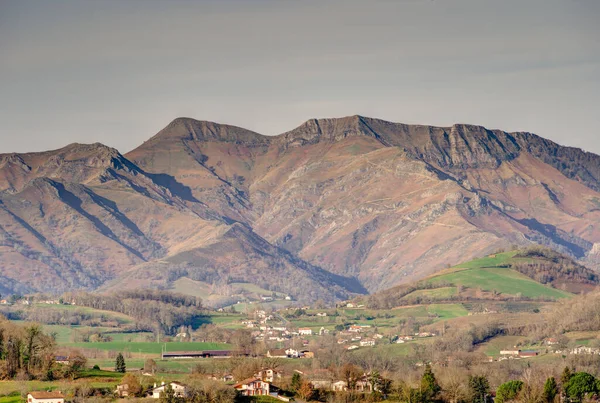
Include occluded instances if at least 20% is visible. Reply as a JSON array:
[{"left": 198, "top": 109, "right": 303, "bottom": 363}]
[
  {"left": 427, "top": 267, "right": 572, "bottom": 299},
  {"left": 102, "top": 331, "right": 154, "bottom": 342},
  {"left": 427, "top": 304, "right": 469, "bottom": 319},
  {"left": 451, "top": 251, "right": 518, "bottom": 269},
  {"left": 87, "top": 357, "right": 224, "bottom": 374},
  {"left": 402, "top": 287, "right": 457, "bottom": 301},
  {"left": 475, "top": 335, "right": 526, "bottom": 356},
  {"left": 64, "top": 341, "right": 232, "bottom": 354},
  {"left": 78, "top": 368, "right": 124, "bottom": 379}
]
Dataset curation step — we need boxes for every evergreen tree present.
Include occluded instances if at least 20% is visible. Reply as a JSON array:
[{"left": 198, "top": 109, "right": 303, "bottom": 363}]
[
  {"left": 291, "top": 372, "right": 302, "bottom": 392},
  {"left": 421, "top": 364, "right": 441, "bottom": 402},
  {"left": 115, "top": 352, "right": 126, "bottom": 373},
  {"left": 561, "top": 367, "right": 573, "bottom": 386},
  {"left": 496, "top": 380, "right": 523, "bottom": 403},
  {"left": 468, "top": 375, "right": 490, "bottom": 403},
  {"left": 565, "top": 372, "right": 598, "bottom": 403},
  {"left": 543, "top": 377, "right": 558, "bottom": 403}
]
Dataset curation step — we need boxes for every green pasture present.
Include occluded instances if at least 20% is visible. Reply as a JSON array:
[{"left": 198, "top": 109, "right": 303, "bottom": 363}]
[
  {"left": 428, "top": 267, "right": 571, "bottom": 299},
  {"left": 401, "top": 287, "right": 457, "bottom": 301},
  {"left": 65, "top": 341, "right": 232, "bottom": 355}
]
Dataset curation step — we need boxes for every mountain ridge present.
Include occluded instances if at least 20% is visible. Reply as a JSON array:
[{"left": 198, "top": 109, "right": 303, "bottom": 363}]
[{"left": 1, "top": 115, "right": 599, "bottom": 305}]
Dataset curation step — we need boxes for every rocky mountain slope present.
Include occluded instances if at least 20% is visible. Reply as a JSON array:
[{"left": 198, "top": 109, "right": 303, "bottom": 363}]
[{"left": 1, "top": 116, "right": 599, "bottom": 303}]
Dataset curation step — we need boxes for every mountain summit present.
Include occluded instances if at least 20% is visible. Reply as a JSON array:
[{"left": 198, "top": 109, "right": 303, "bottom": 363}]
[{"left": 1, "top": 116, "right": 599, "bottom": 303}]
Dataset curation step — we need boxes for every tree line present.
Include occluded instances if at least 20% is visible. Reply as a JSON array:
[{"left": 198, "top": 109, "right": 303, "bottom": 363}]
[{"left": 61, "top": 290, "right": 204, "bottom": 335}]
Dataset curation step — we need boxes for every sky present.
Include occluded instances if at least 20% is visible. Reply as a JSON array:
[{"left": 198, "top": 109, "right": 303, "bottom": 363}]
[{"left": 1, "top": 0, "right": 599, "bottom": 154}]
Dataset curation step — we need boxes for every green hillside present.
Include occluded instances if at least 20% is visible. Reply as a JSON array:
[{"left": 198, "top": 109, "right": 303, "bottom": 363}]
[
  {"left": 424, "top": 250, "right": 572, "bottom": 299},
  {"left": 427, "top": 267, "right": 571, "bottom": 299},
  {"left": 368, "top": 249, "right": 587, "bottom": 309}
]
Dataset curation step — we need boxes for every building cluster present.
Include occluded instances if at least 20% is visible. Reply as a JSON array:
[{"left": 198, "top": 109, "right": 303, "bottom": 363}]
[{"left": 307, "top": 370, "right": 377, "bottom": 393}]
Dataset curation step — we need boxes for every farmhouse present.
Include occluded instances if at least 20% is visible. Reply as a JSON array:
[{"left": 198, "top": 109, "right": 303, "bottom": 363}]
[
  {"left": 234, "top": 378, "right": 270, "bottom": 396},
  {"left": 360, "top": 338, "right": 376, "bottom": 347},
  {"left": 54, "top": 356, "right": 69, "bottom": 365},
  {"left": 348, "top": 325, "right": 362, "bottom": 333},
  {"left": 298, "top": 328, "right": 313, "bottom": 335},
  {"left": 151, "top": 382, "right": 188, "bottom": 398},
  {"left": 27, "top": 391, "right": 64, "bottom": 403},
  {"left": 285, "top": 348, "right": 300, "bottom": 358}
]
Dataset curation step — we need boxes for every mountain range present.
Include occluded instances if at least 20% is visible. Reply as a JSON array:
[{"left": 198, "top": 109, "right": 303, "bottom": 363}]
[{"left": 1, "top": 115, "right": 599, "bottom": 305}]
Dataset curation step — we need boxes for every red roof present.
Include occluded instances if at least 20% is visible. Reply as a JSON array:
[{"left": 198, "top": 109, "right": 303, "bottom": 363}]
[{"left": 234, "top": 378, "right": 262, "bottom": 388}]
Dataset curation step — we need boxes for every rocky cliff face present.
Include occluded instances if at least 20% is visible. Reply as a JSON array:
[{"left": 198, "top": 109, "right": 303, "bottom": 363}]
[{"left": 1, "top": 115, "right": 599, "bottom": 302}]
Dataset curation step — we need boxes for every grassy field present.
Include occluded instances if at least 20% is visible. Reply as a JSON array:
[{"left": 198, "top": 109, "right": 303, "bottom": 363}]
[
  {"left": 65, "top": 341, "right": 232, "bottom": 355},
  {"left": 451, "top": 251, "right": 519, "bottom": 269},
  {"left": 87, "top": 357, "right": 233, "bottom": 374},
  {"left": 475, "top": 335, "right": 527, "bottom": 356},
  {"left": 402, "top": 287, "right": 457, "bottom": 301},
  {"left": 427, "top": 304, "right": 469, "bottom": 319},
  {"left": 427, "top": 267, "right": 571, "bottom": 299}
]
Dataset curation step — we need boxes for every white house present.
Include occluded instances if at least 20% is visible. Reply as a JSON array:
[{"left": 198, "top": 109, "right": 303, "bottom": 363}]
[
  {"left": 360, "top": 339, "right": 375, "bottom": 347},
  {"left": 27, "top": 391, "right": 64, "bottom": 403},
  {"left": 500, "top": 350, "right": 521, "bottom": 356},
  {"left": 151, "top": 382, "right": 188, "bottom": 399},
  {"left": 285, "top": 348, "right": 300, "bottom": 358},
  {"left": 298, "top": 328, "right": 313, "bottom": 336},
  {"left": 255, "top": 368, "right": 282, "bottom": 382},
  {"left": 332, "top": 381, "right": 348, "bottom": 391}
]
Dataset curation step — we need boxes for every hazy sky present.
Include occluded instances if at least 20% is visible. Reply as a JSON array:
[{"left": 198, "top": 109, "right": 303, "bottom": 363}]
[{"left": 1, "top": 0, "right": 599, "bottom": 154}]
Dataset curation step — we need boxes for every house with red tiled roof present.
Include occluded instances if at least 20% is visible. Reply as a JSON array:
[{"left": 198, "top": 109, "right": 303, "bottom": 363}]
[{"left": 234, "top": 378, "right": 270, "bottom": 396}]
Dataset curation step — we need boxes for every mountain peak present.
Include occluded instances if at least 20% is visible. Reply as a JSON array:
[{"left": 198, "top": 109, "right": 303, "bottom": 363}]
[
  {"left": 276, "top": 115, "right": 375, "bottom": 146},
  {"left": 144, "top": 117, "right": 268, "bottom": 146}
]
